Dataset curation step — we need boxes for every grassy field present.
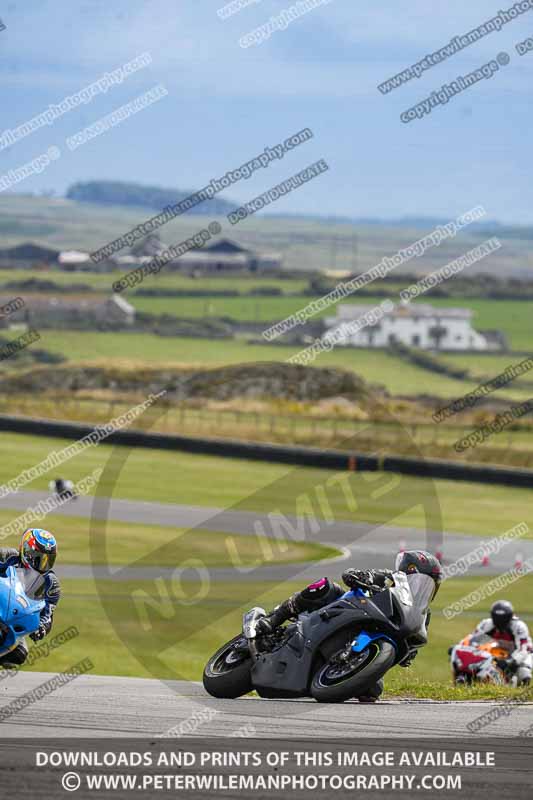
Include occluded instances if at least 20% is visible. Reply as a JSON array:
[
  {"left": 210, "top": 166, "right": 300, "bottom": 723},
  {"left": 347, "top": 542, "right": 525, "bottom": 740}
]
[
  {"left": 1, "top": 431, "right": 531, "bottom": 539},
  {"left": 442, "top": 353, "right": 533, "bottom": 384},
  {"left": 11, "top": 574, "right": 532, "bottom": 701},
  {"left": 0, "top": 268, "right": 308, "bottom": 294},
  {"left": 0, "top": 509, "right": 338, "bottom": 567},
  {"left": 127, "top": 294, "right": 533, "bottom": 351}
]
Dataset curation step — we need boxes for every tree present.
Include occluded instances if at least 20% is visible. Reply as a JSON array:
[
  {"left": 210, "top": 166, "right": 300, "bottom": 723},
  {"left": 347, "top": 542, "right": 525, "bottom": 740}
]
[{"left": 428, "top": 324, "right": 448, "bottom": 350}]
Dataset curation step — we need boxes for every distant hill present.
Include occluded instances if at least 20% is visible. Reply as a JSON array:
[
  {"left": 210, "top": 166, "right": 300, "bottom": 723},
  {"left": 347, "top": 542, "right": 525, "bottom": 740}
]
[{"left": 66, "top": 180, "right": 235, "bottom": 216}]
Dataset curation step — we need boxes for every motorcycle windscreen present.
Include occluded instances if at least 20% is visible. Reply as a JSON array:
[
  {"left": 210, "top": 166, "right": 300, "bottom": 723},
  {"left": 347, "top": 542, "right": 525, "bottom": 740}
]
[{"left": 405, "top": 573, "right": 437, "bottom": 607}]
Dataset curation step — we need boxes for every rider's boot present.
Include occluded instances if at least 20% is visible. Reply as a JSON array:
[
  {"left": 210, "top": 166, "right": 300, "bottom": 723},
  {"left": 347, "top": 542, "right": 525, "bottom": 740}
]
[{"left": 357, "top": 679, "right": 384, "bottom": 703}]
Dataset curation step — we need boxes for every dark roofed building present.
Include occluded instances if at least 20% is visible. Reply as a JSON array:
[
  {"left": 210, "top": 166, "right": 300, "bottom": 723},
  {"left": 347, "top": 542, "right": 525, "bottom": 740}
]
[
  {"left": 136, "top": 237, "right": 283, "bottom": 274},
  {"left": 204, "top": 239, "right": 250, "bottom": 255},
  {"left": 0, "top": 242, "right": 60, "bottom": 267}
]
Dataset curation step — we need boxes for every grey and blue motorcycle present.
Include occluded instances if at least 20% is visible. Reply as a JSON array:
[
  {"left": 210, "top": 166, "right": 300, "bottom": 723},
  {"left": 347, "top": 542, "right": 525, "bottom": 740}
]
[{"left": 203, "top": 571, "right": 434, "bottom": 703}]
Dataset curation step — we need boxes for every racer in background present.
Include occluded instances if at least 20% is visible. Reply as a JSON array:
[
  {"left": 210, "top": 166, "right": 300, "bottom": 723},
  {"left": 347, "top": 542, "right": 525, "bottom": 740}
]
[{"left": 470, "top": 600, "right": 532, "bottom": 686}]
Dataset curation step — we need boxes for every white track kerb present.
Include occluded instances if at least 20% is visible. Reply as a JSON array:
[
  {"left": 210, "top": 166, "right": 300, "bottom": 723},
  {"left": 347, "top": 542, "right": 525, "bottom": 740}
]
[{"left": 0, "top": 391, "right": 166, "bottom": 501}]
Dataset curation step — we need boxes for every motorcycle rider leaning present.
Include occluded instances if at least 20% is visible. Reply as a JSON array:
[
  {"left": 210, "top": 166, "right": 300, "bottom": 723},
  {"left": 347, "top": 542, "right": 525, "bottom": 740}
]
[
  {"left": 255, "top": 549, "right": 442, "bottom": 701},
  {"left": 0, "top": 528, "right": 60, "bottom": 669},
  {"left": 470, "top": 600, "right": 532, "bottom": 686}
]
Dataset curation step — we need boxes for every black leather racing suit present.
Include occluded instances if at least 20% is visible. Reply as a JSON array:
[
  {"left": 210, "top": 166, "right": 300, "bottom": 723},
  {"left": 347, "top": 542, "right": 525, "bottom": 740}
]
[{"left": 261, "top": 569, "right": 395, "bottom": 629}]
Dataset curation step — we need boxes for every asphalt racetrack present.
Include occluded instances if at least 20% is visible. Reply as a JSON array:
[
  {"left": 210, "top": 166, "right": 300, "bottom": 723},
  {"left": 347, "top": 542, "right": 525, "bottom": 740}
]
[
  {"left": 1, "top": 672, "right": 531, "bottom": 737},
  {"left": 1, "top": 491, "right": 532, "bottom": 738},
  {"left": 1, "top": 490, "right": 531, "bottom": 581}
]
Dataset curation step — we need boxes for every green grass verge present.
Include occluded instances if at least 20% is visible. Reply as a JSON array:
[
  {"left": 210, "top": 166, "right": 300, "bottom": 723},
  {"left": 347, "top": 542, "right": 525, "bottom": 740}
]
[
  {"left": 0, "top": 432, "right": 531, "bottom": 539},
  {"left": 0, "top": 509, "right": 339, "bottom": 567}
]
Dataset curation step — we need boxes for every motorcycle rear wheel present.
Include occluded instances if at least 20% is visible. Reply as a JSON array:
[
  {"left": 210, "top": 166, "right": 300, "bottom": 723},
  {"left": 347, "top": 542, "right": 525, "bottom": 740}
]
[
  {"left": 311, "top": 640, "right": 396, "bottom": 703},
  {"left": 203, "top": 635, "right": 253, "bottom": 699}
]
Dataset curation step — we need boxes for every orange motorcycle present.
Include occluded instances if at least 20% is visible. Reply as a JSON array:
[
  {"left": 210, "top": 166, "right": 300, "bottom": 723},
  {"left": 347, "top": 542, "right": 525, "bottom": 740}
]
[{"left": 449, "top": 633, "right": 512, "bottom": 685}]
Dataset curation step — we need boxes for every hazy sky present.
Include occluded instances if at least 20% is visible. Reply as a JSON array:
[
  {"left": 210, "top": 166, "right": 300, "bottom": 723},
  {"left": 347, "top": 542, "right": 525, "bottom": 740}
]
[{"left": 1, "top": 0, "right": 532, "bottom": 222}]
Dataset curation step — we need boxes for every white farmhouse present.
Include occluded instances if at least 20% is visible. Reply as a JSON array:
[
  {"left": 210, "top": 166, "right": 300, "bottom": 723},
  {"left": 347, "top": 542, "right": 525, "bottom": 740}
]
[{"left": 324, "top": 303, "right": 503, "bottom": 351}]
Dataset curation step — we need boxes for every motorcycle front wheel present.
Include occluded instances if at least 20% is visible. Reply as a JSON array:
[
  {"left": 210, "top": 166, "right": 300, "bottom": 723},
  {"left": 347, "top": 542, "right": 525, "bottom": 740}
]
[
  {"left": 311, "top": 640, "right": 396, "bottom": 703},
  {"left": 203, "top": 635, "right": 253, "bottom": 699}
]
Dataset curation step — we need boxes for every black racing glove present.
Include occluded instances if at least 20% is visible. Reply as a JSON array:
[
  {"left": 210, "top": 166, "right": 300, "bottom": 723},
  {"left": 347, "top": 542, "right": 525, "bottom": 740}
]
[
  {"left": 255, "top": 617, "right": 275, "bottom": 637},
  {"left": 342, "top": 569, "right": 378, "bottom": 591},
  {"left": 30, "top": 623, "right": 47, "bottom": 642}
]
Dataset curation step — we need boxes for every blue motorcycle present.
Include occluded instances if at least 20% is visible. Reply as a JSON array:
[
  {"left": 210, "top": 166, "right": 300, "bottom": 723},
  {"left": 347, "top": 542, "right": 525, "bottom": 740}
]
[{"left": 0, "top": 566, "right": 44, "bottom": 659}]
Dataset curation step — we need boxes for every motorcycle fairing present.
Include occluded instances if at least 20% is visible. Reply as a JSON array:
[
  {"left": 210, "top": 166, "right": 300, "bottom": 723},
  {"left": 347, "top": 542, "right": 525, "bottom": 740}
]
[
  {"left": 250, "top": 574, "right": 429, "bottom": 696},
  {"left": 0, "top": 566, "right": 44, "bottom": 655}
]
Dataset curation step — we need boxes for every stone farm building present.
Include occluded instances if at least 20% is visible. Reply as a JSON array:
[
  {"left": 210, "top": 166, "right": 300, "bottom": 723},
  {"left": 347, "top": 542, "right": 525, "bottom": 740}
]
[
  {"left": 324, "top": 303, "right": 506, "bottom": 352},
  {"left": 0, "top": 294, "right": 135, "bottom": 329}
]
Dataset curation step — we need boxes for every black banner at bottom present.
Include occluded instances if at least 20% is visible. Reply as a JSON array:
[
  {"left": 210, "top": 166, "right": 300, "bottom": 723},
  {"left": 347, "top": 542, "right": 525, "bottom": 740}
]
[{"left": 0, "top": 738, "right": 531, "bottom": 799}]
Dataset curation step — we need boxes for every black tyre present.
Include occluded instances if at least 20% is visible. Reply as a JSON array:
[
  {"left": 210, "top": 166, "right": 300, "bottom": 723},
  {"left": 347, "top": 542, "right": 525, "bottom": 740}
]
[
  {"left": 203, "top": 635, "right": 252, "bottom": 699},
  {"left": 311, "top": 640, "right": 396, "bottom": 703}
]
